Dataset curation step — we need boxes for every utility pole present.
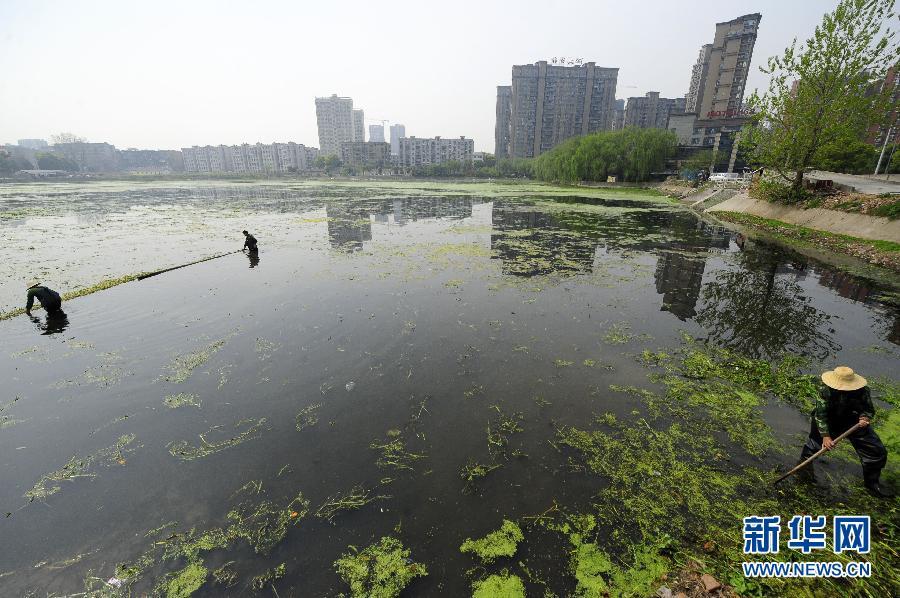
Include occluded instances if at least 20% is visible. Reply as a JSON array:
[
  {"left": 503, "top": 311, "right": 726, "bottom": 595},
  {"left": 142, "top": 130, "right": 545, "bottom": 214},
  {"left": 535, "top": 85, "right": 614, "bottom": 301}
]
[{"left": 874, "top": 126, "right": 894, "bottom": 175}]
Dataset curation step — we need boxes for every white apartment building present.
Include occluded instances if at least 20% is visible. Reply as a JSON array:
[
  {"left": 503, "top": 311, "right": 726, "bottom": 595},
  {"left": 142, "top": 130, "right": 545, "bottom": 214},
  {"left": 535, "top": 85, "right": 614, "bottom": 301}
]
[
  {"left": 397, "top": 136, "right": 475, "bottom": 168},
  {"left": 389, "top": 124, "right": 406, "bottom": 155},
  {"left": 181, "top": 142, "right": 319, "bottom": 174}
]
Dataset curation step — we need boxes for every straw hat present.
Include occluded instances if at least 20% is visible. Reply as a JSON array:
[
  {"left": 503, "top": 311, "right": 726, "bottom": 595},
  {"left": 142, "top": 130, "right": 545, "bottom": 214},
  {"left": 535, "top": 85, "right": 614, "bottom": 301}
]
[
  {"left": 822, "top": 366, "right": 867, "bottom": 391},
  {"left": 26, "top": 280, "right": 40, "bottom": 289}
]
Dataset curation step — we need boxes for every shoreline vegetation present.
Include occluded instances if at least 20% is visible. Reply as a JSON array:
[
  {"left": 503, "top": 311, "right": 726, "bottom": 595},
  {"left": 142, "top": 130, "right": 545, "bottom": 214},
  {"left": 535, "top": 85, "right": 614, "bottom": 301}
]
[{"left": 712, "top": 211, "right": 900, "bottom": 273}]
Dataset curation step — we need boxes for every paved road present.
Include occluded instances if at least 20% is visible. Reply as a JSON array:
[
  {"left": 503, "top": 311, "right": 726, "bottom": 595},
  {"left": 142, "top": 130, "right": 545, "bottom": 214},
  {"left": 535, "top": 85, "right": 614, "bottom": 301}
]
[{"left": 808, "top": 170, "right": 900, "bottom": 194}]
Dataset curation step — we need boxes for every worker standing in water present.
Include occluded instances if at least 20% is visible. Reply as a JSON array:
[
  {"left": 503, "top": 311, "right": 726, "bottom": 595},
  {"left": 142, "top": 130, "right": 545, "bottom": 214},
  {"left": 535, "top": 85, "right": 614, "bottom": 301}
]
[
  {"left": 242, "top": 230, "right": 258, "bottom": 254},
  {"left": 25, "top": 281, "right": 63, "bottom": 316}
]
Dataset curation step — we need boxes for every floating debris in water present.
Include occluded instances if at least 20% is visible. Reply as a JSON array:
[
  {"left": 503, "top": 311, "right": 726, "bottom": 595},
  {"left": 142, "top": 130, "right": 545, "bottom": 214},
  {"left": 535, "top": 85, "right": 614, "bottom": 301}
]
[
  {"left": 167, "top": 419, "right": 265, "bottom": 460},
  {"left": 370, "top": 433, "right": 426, "bottom": 471},
  {"left": 334, "top": 536, "right": 427, "bottom": 598},
  {"left": 249, "top": 562, "right": 286, "bottom": 590},
  {"left": 295, "top": 403, "right": 322, "bottom": 431}
]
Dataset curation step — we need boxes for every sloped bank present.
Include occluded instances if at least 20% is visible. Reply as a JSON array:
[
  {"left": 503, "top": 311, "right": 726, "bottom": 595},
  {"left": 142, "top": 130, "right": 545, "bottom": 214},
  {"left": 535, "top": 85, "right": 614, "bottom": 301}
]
[
  {"left": 699, "top": 191, "right": 900, "bottom": 274},
  {"left": 707, "top": 191, "right": 900, "bottom": 243}
]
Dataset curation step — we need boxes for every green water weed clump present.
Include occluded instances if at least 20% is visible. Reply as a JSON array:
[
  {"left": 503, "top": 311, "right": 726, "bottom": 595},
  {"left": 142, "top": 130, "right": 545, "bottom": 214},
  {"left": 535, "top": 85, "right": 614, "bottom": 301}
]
[
  {"left": 163, "top": 393, "right": 200, "bottom": 409},
  {"left": 164, "top": 562, "right": 207, "bottom": 598},
  {"left": 25, "top": 434, "right": 135, "bottom": 501},
  {"left": 460, "top": 520, "right": 524, "bottom": 564},
  {"left": 471, "top": 571, "right": 526, "bottom": 598},
  {"left": 167, "top": 418, "right": 265, "bottom": 460},
  {"left": 334, "top": 536, "right": 427, "bottom": 598},
  {"left": 315, "top": 485, "right": 384, "bottom": 523},
  {"left": 249, "top": 562, "right": 286, "bottom": 590},
  {"left": 162, "top": 337, "right": 230, "bottom": 383},
  {"left": 370, "top": 433, "right": 426, "bottom": 471}
]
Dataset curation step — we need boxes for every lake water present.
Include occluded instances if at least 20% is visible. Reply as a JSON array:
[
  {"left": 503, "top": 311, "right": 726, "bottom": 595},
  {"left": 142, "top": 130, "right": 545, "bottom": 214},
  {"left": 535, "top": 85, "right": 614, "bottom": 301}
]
[{"left": 1, "top": 180, "right": 897, "bottom": 596}]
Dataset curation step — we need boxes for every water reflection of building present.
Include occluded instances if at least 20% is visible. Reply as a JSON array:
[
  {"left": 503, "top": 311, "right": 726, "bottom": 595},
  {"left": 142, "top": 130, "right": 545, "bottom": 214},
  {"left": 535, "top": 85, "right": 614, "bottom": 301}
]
[
  {"left": 653, "top": 218, "right": 730, "bottom": 320},
  {"left": 325, "top": 204, "right": 372, "bottom": 252}
]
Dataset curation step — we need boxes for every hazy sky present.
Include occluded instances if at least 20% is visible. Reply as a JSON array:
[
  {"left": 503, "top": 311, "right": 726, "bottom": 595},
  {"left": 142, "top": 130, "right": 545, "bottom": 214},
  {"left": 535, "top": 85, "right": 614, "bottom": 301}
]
[{"left": 1, "top": 0, "right": 840, "bottom": 152}]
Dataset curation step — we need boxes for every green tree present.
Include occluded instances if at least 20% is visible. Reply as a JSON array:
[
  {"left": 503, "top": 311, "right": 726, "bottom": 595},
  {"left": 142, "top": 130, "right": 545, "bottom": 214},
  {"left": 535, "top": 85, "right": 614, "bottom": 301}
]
[
  {"left": 35, "top": 152, "right": 79, "bottom": 171},
  {"left": 813, "top": 136, "right": 880, "bottom": 174},
  {"left": 315, "top": 155, "right": 342, "bottom": 174},
  {"left": 744, "top": 0, "right": 899, "bottom": 195}
]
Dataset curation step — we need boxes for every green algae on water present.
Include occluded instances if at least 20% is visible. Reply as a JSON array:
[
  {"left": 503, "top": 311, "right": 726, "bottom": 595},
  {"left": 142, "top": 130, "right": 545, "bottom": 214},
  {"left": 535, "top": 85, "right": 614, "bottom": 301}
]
[
  {"left": 472, "top": 571, "right": 526, "bottom": 598},
  {"left": 249, "top": 562, "right": 286, "bottom": 590},
  {"left": 370, "top": 433, "right": 426, "bottom": 471},
  {"left": 164, "top": 562, "right": 207, "bottom": 598},
  {"left": 167, "top": 418, "right": 265, "bottom": 460},
  {"left": 25, "top": 434, "right": 135, "bottom": 501},
  {"left": 163, "top": 393, "right": 200, "bottom": 409},
  {"left": 460, "top": 519, "right": 524, "bottom": 564},
  {"left": 334, "top": 536, "right": 427, "bottom": 598}
]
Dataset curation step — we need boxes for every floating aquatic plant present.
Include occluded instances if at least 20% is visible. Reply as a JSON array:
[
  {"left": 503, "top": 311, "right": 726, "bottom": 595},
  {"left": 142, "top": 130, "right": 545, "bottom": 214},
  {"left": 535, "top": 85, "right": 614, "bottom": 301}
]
[
  {"left": 460, "top": 519, "right": 524, "bottom": 564},
  {"left": 315, "top": 485, "right": 384, "bottom": 523},
  {"left": 162, "top": 337, "right": 230, "bottom": 383},
  {"left": 295, "top": 403, "right": 322, "bottom": 431},
  {"left": 471, "top": 571, "right": 526, "bottom": 598},
  {"left": 167, "top": 419, "right": 265, "bottom": 460},
  {"left": 25, "top": 434, "right": 135, "bottom": 501},
  {"left": 163, "top": 393, "right": 200, "bottom": 409},
  {"left": 334, "top": 536, "right": 427, "bottom": 598}
]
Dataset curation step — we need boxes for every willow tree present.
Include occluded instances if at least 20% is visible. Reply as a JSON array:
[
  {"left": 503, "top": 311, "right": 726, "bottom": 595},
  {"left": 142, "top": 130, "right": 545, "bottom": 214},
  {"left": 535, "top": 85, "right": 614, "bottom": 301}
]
[{"left": 743, "top": 0, "right": 899, "bottom": 196}]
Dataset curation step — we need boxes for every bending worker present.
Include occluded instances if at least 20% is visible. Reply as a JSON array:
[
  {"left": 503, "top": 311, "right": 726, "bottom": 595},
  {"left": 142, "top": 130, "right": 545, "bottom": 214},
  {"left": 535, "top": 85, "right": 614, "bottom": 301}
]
[
  {"left": 25, "top": 281, "right": 63, "bottom": 316},
  {"left": 242, "top": 230, "right": 258, "bottom": 253},
  {"left": 799, "top": 366, "right": 889, "bottom": 498}
]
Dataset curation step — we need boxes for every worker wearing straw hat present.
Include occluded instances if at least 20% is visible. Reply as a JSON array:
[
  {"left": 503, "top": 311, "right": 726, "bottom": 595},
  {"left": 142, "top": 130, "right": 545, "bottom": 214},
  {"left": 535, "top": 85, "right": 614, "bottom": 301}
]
[{"left": 799, "top": 366, "right": 889, "bottom": 498}]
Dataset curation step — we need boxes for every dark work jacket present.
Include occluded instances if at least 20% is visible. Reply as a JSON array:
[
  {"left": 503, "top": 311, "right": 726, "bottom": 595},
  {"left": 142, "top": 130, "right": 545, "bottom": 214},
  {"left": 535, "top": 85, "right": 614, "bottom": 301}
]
[
  {"left": 26, "top": 286, "right": 62, "bottom": 312},
  {"left": 244, "top": 234, "right": 258, "bottom": 251},
  {"left": 812, "top": 385, "right": 875, "bottom": 437}
]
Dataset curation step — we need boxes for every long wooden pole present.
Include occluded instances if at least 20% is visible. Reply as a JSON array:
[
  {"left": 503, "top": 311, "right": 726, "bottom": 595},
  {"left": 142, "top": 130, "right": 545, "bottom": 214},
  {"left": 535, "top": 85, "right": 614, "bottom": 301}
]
[
  {"left": 137, "top": 250, "right": 243, "bottom": 281},
  {"left": 773, "top": 423, "right": 862, "bottom": 485}
]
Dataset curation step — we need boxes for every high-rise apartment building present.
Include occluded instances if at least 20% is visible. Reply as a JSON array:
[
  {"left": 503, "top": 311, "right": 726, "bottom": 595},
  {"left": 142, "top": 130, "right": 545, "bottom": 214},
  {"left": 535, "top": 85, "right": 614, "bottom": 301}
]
[
  {"left": 685, "top": 45, "right": 712, "bottom": 113},
  {"left": 624, "top": 93, "right": 686, "bottom": 129},
  {"left": 369, "top": 124, "right": 385, "bottom": 143},
  {"left": 352, "top": 110, "right": 365, "bottom": 142},
  {"left": 389, "top": 124, "right": 406, "bottom": 155},
  {"left": 494, "top": 86, "right": 512, "bottom": 159},
  {"left": 685, "top": 14, "right": 761, "bottom": 119},
  {"left": 500, "top": 61, "right": 619, "bottom": 159},
  {"left": 315, "top": 94, "right": 355, "bottom": 156}
]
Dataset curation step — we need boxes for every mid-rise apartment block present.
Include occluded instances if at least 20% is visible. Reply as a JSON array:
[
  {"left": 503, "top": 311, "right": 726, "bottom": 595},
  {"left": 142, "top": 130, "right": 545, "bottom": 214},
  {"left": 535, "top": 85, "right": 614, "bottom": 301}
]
[
  {"left": 315, "top": 94, "right": 356, "bottom": 156},
  {"left": 369, "top": 125, "right": 385, "bottom": 143},
  {"left": 494, "top": 85, "right": 512, "bottom": 159},
  {"left": 389, "top": 124, "right": 406, "bottom": 156},
  {"left": 867, "top": 64, "right": 899, "bottom": 147},
  {"left": 397, "top": 136, "right": 474, "bottom": 168},
  {"left": 685, "top": 14, "right": 761, "bottom": 119},
  {"left": 624, "top": 93, "right": 686, "bottom": 129},
  {"left": 497, "top": 61, "right": 618, "bottom": 159},
  {"left": 182, "top": 142, "right": 318, "bottom": 174},
  {"left": 340, "top": 142, "right": 391, "bottom": 168}
]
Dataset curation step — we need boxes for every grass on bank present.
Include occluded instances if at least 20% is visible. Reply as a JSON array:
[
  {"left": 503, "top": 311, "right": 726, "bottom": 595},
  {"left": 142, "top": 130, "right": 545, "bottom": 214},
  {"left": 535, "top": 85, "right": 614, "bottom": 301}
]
[{"left": 713, "top": 211, "right": 900, "bottom": 272}]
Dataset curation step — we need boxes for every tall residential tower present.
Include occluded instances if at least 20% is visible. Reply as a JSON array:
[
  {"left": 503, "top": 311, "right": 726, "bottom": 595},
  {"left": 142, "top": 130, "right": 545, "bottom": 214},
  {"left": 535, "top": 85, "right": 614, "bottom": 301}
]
[
  {"left": 685, "top": 14, "right": 761, "bottom": 119},
  {"left": 497, "top": 61, "right": 618, "bottom": 159},
  {"left": 315, "top": 94, "right": 356, "bottom": 157}
]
